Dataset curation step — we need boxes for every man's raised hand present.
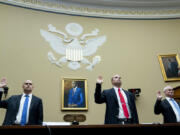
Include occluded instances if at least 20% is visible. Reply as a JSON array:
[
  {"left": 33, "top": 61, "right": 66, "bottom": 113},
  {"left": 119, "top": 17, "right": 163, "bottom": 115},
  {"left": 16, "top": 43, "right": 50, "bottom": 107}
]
[
  {"left": 97, "top": 76, "right": 103, "bottom": 84},
  {"left": 0, "top": 77, "right": 7, "bottom": 88},
  {"left": 157, "top": 91, "right": 163, "bottom": 101}
]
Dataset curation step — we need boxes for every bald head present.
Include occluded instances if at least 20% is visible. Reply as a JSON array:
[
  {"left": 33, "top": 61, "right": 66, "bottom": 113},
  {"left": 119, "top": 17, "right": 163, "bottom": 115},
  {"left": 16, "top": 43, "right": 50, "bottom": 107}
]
[
  {"left": 111, "top": 74, "right": 122, "bottom": 88},
  {"left": 22, "top": 80, "right": 33, "bottom": 94}
]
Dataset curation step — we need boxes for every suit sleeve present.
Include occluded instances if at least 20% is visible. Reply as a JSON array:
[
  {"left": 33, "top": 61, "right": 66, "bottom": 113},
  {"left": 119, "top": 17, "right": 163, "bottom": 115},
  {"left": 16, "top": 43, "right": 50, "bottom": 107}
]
[
  {"left": 154, "top": 99, "right": 163, "bottom": 115},
  {"left": 0, "top": 91, "right": 9, "bottom": 109},
  {"left": 37, "top": 99, "right": 43, "bottom": 125},
  {"left": 68, "top": 90, "right": 72, "bottom": 105},
  {"left": 77, "top": 89, "right": 84, "bottom": 107},
  {"left": 94, "top": 83, "right": 106, "bottom": 104},
  {"left": 130, "top": 93, "right": 139, "bottom": 124},
  {"left": 0, "top": 91, "right": 3, "bottom": 101}
]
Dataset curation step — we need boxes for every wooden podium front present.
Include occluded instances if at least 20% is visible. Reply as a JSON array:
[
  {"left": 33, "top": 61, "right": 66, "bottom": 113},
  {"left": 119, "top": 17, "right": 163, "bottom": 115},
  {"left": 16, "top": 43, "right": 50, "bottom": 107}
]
[{"left": 0, "top": 124, "right": 180, "bottom": 135}]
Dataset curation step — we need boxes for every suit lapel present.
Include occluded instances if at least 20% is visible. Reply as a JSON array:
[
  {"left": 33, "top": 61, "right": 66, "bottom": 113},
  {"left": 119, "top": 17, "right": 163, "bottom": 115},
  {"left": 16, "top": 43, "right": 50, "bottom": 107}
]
[
  {"left": 29, "top": 95, "right": 35, "bottom": 116},
  {"left": 16, "top": 95, "right": 22, "bottom": 113},
  {"left": 111, "top": 88, "right": 131, "bottom": 106},
  {"left": 12, "top": 95, "right": 22, "bottom": 118},
  {"left": 164, "top": 99, "right": 171, "bottom": 107},
  {"left": 164, "top": 99, "right": 175, "bottom": 113},
  {"left": 123, "top": 90, "right": 131, "bottom": 106},
  {"left": 111, "top": 88, "right": 119, "bottom": 106}
]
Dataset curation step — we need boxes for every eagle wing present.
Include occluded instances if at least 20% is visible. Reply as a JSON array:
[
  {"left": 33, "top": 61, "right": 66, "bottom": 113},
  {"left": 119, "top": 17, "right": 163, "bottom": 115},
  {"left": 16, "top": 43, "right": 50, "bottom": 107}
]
[
  {"left": 40, "top": 29, "right": 66, "bottom": 55},
  {"left": 82, "top": 36, "right": 106, "bottom": 56}
]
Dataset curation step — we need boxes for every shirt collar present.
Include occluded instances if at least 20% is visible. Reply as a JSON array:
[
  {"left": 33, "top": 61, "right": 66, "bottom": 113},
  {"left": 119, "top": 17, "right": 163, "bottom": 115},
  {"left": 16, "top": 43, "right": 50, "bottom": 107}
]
[
  {"left": 166, "top": 97, "right": 173, "bottom": 101},
  {"left": 22, "top": 93, "right": 32, "bottom": 98},
  {"left": 113, "top": 86, "right": 122, "bottom": 91}
]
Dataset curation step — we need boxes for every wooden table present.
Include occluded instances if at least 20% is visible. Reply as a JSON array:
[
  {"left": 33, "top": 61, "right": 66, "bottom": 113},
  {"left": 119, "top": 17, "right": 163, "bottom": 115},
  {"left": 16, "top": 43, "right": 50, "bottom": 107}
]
[{"left": 0, "top": 123, "right": 179, "bottom": 135}]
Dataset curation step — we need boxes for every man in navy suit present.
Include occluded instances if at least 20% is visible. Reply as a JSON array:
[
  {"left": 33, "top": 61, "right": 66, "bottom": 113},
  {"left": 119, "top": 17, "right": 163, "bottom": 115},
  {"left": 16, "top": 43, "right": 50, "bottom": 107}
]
[
  {"left": 94, "top": 75, "right": 139, "bottom": 124},
  {"left": 154, "top": 86, "right": 180, "bottom": 123},
  {"left": 0, "top": 78, "right": 43, "bottom": 125},
  {"left": 68, "top": 81, "right": 84, "bottom": 107}
]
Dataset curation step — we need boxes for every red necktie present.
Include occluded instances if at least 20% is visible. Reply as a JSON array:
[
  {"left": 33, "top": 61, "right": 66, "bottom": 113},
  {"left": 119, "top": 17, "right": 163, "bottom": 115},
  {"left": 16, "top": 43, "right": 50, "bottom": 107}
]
[{"left": 118, "top": 88, "right": 129, "bottom": 118}]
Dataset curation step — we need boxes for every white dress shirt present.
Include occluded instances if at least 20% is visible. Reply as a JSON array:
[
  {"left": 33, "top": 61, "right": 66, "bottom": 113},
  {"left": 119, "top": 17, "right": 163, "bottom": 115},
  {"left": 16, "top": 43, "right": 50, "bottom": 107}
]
[
  {"left": 114, "top": 87, "right": 131, "bottom": 119},
  {"left": 15, "top": 93, "right": 32, "bottom": 124},
  {"left": 0, "top": 88, "right": 4, "bottom": 92},
  {"left": 166, "top": 97, "right": 180, "bottom": 122},
  {"left": 73, "top": 87, "right": 77, "bottom": 93}
]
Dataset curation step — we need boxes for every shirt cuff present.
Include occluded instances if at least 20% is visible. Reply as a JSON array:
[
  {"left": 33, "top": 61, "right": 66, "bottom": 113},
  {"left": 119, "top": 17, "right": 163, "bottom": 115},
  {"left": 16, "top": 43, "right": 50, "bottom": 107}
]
[{"left": 0, "top": 88, "right": 4, "bottom": 92}]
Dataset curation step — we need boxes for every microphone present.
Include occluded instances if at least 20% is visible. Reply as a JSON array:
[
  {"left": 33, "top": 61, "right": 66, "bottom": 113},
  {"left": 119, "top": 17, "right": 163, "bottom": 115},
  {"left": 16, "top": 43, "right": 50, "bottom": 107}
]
[{"left": 3, "top": 86, "right": 9, "bottom": 98}]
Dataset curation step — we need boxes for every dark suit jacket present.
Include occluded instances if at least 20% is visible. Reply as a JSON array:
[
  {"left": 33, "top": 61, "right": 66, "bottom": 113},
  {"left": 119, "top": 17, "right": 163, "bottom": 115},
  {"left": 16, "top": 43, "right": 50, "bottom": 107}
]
[
  {"left": 0, "top": 93, "right": 43, "bottom": 125},
  {"left": 94, "top": 83, "right": 139, "bottom": 124},
  {"left": 154, "top": 99, "right": 180, "bottom": 123}
]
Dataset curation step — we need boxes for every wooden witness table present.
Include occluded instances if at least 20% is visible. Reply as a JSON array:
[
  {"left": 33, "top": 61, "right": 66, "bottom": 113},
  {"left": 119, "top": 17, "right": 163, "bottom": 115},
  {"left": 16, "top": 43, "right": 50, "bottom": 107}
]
[{"left": 0, "top": 124, "right": 180, "bottom": 135}]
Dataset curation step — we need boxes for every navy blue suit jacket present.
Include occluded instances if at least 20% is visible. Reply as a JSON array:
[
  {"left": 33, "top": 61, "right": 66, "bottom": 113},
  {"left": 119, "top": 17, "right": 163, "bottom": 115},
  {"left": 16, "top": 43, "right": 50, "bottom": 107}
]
[
  {"left": 0, "top": 92, "right": 43, "bottom": 125},
  {"left": 94, "top": 84, "right": 139, "bottom": 124},
  {"left": 68, "top": 87, "right": 84, "bottom": 107}
]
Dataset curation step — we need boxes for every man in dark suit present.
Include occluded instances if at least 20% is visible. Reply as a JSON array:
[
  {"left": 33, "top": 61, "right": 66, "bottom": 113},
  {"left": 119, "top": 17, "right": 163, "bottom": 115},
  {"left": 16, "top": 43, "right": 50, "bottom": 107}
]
[
  {"left": 94, "top": 75, "right": 139, "bottom": 124},
  {"left": 154, "top": 86, "right": 180, "bottom": 123},
  {"left": 0, "top": 78, "right": 43, "bottom": 125}
]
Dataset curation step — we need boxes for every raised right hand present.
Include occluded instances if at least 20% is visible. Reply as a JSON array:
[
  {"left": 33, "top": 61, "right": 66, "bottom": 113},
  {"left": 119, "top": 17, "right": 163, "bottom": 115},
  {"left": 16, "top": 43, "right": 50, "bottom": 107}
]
[
  {"left": 157, "top": 91, "right": 163, "bottom": 101},
  {"left": 97, "top": 76, "right": 103, "bottom": 84},
  {"left": 0, "top": 77, "right": 7, "bottom": 88}
]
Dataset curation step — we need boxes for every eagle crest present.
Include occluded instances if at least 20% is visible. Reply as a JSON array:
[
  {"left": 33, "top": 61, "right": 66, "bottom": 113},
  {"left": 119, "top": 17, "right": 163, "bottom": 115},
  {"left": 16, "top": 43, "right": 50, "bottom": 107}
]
[{"left": 40, "top": 23, "right": 106, "bottom": 70}]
